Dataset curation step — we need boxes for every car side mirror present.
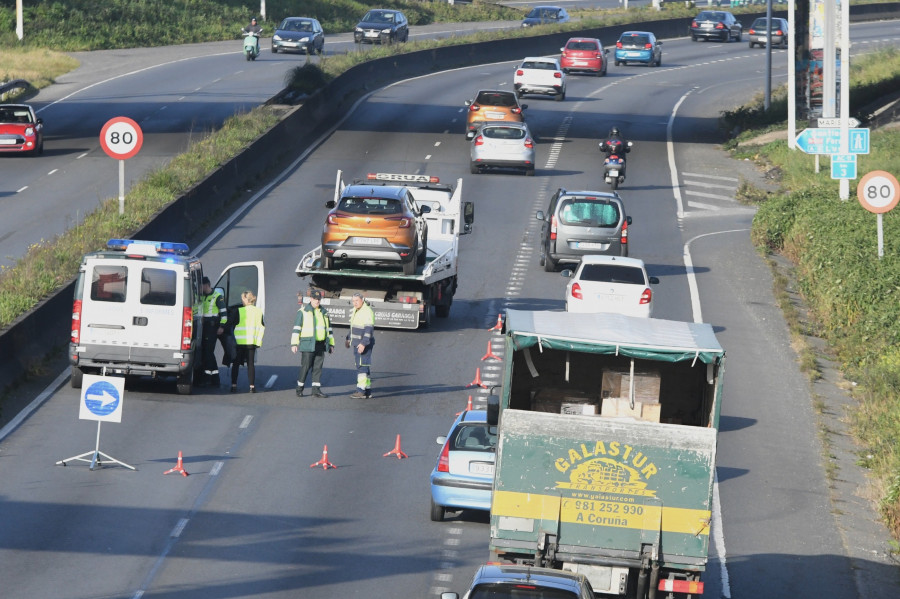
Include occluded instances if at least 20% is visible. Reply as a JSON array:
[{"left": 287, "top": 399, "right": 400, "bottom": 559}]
[
  {"left": 419, "top": 205, "right": 431, "bottom": 215},
  {"left": 559, "top": 47, "right": 565, "bottom": 52},
  {"left": 325, "top": 200, "right": 336, "bottom": 209},
  {"left": 463, "top": 201, "right": 475, "bottom": 228},
  {"left": 604, "top": 48, "right": 610, "bottom": 54},
  {"left": 464, "top": 100, "right": 472, "bottom": 107},
  {"left": 37, "top": 118, "right": 43, "bottom": 125},
  {"left": 649, "top": 276, "right": 660, "bottom": 285},
  {"left": 487, "top": 393, "right": 499, "bottom": 427},
  {"left": 658, "top": 41, "right": 663, "bottom": 45},
  {"left": 521, "top": 104, "right": 528, "bottom": 110},
  {"left": 561, "top": 269, "right": 574, "bottom": 278},
  {"left": 626, "top": 215, "right": 633, "bottom": 225},
  {"left": 466, "top": 130, "right": 476, "bottom": 140},
  {"left": 536, "top": 210, "right": 545, "bottom": 221},
  {"left": 436, "top": 435, "right": 447, "bottom": 445}
]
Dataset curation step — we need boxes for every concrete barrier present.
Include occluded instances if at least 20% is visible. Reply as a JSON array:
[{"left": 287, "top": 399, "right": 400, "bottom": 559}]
[{"left": 1, "top": 5, "right": 898, "bottom": 400}]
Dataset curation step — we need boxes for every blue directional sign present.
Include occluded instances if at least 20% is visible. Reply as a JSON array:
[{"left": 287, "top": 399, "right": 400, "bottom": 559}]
[
  {"left": 831, "top": 154, "right": 857, "bottom": 180},
  {"left": 79, "top": 374, "right": 125, "bottom": 423},
  {"left": 796, "top": 128, "right": 870, "bottom": 155}
]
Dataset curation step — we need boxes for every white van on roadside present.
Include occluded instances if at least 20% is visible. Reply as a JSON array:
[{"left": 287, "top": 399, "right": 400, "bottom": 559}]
[{"left": 68, "top": 239, "right": 264, "bottom": 395}]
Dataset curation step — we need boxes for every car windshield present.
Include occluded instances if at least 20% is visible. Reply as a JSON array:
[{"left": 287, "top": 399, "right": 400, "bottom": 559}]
[
  {"left": 526, "top": 8, "right": 560, "bottom": 19},
  {"left": 483, "top": 127, "right": 526, "bottom": 140},
  {"left": 0, "top": 108, "right": 32, "bottom": 123},
  {"left": 363, "top": 11, "right": 395, "bottom": 24},
  {"left": 579, "top": 264, "right": 645, "bottom": 284},
  {"left": 450, "top": 423, "right": 496, "bottom": 452},
  {"left": 621, "top": 34, "right": 651, "bottom": 46},
  {"left": 471, "top": 583, "right": 578, "bottom": 599},
  {"left": 476, "top": 92, "right": 517, "bottom": 107},
  {"left": 567, "top": 41, "right": 598, "bottom": 51},
  {"left": 282, "top": 20, "right": 313, "bottom": 32},
  {"left": 522, "top": 61, "right": 557, "bottom": 70},
  {"left": 338, "top": 197, "right": 402, "bottom": 215},
  {"left": 559, "top": 199, "right": 620, "bottom": 227}
]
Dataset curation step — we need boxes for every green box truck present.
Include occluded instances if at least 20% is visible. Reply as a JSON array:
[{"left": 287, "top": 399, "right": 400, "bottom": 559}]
[{"left": 488, "top": 310, "right": 726, "bottom": 599}]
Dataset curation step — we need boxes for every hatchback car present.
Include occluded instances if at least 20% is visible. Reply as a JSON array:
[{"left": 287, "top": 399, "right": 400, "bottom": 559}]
[
  {"left": 748, "top": 17, "right": 789, "bottom": 48},
  {"left": 615, "top": 31, "right": 663, "bottom": 67},
  {"left": 443, "top": 564, "right": 596, "bottom": 599},
  {"left": 321, "top": 182, "right": 430, "bottom": 274},
  {"left": 430, "top": 409, "right": 497, "bottom": 521},
  {"left": 536, "top": 189, "right": 631, "bottom": 271},
  {"left": 562, "top": 255, "right": 658, "bottom": 317},
  {"left": 353, "top": 9, "right": 408, "bottom": 44},
  {"left": 690, "top": 11, "right": 743, "bottom": 42},
  {"left": 464, "top": 90, "right": 526, "bottom": 139},
  {"left": 0, "top": 104, "right": 44, "bottom": 155},
  {"left": 559, "top": 37, "right": 608, "bottom": 76},
  {"left": 513, "top": 57, "right": 566, "bottom": 101},
  {"left": 521, "top": 6, "right": 570, "bottom": 28},
  {"left": 470, "top": 121, "right": 536, "bottom": 177},
  {"left": 271, "top": 17, "right": 324, "bottom": 54}
]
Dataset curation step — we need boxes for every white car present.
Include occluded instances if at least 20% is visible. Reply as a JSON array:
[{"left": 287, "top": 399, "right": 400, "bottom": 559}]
[
  {"left": 562, "top": 255, "right": 658, "bottom": 317},
  {"left": 513, "top": 56, "right": 566, "bottom": 101}
]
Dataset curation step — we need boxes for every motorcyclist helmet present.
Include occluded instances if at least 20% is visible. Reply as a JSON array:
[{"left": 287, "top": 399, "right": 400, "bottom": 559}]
[{"left": 610, "top": 127, "right": 620, "bottom": 138}]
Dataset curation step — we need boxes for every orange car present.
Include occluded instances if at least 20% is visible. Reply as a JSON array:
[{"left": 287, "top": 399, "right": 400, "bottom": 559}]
[
  {"left": 464, "top": 90, "right": 526, "bottom": 139},
  {"left": 322, "top": 181, "right": 430, "bottom": 275}
]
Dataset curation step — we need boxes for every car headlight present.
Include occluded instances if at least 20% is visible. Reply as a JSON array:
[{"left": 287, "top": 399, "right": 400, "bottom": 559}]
[
  {"left": 25, "top": 127, "right": 35, "bottom": 136},
  {"left": 273, "top": 34, "right": 282, "bottom": 41},
  {"left": 355, "top": 27, "right": 363, "bottom": 32},
  {"left": 299, "top": 37, "right": 309, "bottom": 42},
  {"left": 382, "top": 28, "right": 392, "bottom": 33}
]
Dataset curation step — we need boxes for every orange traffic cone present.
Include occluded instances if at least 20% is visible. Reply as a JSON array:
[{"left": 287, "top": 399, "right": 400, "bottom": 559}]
[
  {"left": 489, "top": 313, "right": 503, "bottom": 331},
  {"left": 310, "top": 444, "right": 337, "bottom": 469},
  {"left": 481, "top": 340, "right": 502, "bottom": 361},
  {"left": 164, "top": 451, "right": 189, "bottom": 477},
  {"left": 466, "top": 367, "right": 487, "bottom": 389},
  {"left": 383, "top": 434, "right": 409, "bottom": 459},
  {"left": 456, "top": 395, "right": 474, "bottom": 416}
]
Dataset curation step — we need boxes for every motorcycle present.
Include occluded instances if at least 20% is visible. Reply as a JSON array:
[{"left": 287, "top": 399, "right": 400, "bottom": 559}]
[
  {"left": 242, "top": 30, "right": 260, "bottom": 61},
  {"left": 599, "top": 139, "right": 633, "bottom": 190}
]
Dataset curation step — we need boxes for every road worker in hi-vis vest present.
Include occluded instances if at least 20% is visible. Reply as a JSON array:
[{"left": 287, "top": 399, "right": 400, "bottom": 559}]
[
  {"left": 291, "top": 289, "right": 335, "bottom": 397},
  {"left": 347, "top": 292, "right": 375, "bottom": 398},
  {"left": 230, "top": 290, "right": 265, "bottom": 393}
]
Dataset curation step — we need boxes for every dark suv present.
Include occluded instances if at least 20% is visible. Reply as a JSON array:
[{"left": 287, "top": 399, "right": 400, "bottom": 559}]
[
  {"left": 536, "top": 189, "right": 631, "bottom": 271},
  {"left": 443, "top": 565, "right": 596, "bottom": 599},
  {"left": 353, "top": 9, "right": 409, "bottom": 45}
]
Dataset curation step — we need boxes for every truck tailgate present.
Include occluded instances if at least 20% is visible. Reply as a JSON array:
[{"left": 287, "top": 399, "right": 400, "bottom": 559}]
[{"left": 490, "top": 409, "right": 715, "bottom": 570}]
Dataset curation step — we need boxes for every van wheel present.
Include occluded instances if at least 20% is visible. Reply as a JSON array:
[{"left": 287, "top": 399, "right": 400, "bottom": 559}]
[
  {"left": 70, "top": 366, "right": 84, "bottom": 389},
  {"left": 430, "top": 498, "right": 445, "bottom": 522},
  {"left": 543, "top": 253, "right": 557, "bottom": 272},
  {"left": 176, "top": 370, "right": 194, "bottom": 395}
]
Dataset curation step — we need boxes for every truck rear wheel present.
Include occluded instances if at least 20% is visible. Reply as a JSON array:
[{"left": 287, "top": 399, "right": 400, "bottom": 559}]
[
  {"left": 176, "top": 369, "right": 194, "bottom": 395},
  {"left": 430, "top": 498, "right": 445, "bottom": 522},
  {"left": 436, "top": 304, "right": 450, "bottom": 318}
]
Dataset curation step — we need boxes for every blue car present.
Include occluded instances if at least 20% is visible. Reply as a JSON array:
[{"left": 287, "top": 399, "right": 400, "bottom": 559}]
[
  {"left": 429, "top": 409, "right": 497, "bottom": 521},
  {"left": 614, "top": 31, "right": 663, "bottom": 67}
]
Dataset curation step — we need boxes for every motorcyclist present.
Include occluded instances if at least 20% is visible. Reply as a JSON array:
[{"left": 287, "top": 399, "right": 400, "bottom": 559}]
[
  {"left": 242, "top": 17, "right": 262, "bottom": 56},
  {"left": 599, "top": 126, "right": 631, "bottom": 177}
]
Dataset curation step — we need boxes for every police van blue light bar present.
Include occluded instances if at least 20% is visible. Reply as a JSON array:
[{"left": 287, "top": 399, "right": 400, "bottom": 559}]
[{"left": 107, "top": 239, "right": 190, "bottom": 255}]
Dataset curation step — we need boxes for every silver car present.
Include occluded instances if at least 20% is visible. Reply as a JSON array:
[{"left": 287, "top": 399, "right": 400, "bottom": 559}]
[{"left": 469, "top": 121, "right": 536, "bottom": 176}]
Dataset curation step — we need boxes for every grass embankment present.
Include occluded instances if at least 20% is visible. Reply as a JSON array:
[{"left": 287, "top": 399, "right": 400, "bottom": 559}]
[{"left": 724, "top": 48, "right": 900, "bottom": 539}]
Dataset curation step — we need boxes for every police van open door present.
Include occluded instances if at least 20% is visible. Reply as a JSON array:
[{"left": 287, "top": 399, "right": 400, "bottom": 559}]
[{"left": 214, "top": 261, "right": 266, "bottom": 315}]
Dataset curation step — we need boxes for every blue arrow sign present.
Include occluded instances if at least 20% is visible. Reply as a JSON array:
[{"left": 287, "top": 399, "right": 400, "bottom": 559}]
[
  {"left": 796, "top": 128, "right": 870, "bottom": 155},
  {"left": 84, "top": 381, "right": 120, "bottom": 416}
]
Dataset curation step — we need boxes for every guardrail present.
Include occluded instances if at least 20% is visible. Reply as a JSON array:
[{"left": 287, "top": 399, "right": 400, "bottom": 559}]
[
  {"left": 0, "top": 79, "right": 29, "bottom": 100},
  {"left": 1, "top": 4, "right": 899, "bottom": 417}
]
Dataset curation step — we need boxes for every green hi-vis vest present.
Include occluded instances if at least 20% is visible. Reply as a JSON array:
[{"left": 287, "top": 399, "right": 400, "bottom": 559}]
[{"left": 235, "top": 305, "right": 265, "bottom": 346}]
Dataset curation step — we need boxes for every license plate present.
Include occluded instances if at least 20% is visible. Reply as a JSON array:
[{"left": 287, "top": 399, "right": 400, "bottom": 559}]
[
  {"left": 365, "top": 31, "right": 379, "bottom": 37},
  {"left": 597, "top": 294, "right": 625, "bottom": 304},
  {"left": 0, "top": 139, "right": 16, "bottom": 145},
  {"left": 607, "top": 169, "right": 619, "bottom": 177},
  {"left": 351, "top": 237, "right": 382, "bottom": 245},
  {"left": 626, "top": 52, "right": 641, "bottom": 57},
  {"left": 470, "top": 462, "right": 494, "bottom": 475},
  {"left": 576, "top": 242, "right": 608, "bottom": 250},
  {"left": 486, "top": 111, "right": 505, "bottom": 119},
  {"left": 573, "top": 60, "right": 586, "bottom": 65}
]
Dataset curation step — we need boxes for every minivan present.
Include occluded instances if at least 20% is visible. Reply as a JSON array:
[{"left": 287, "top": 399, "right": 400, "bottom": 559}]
[
  {"left": 69, "top": 239, "right": 264, "bottom": 395},
  {"left": 536, "top": 189, "right": 631, "bottom": 271}
]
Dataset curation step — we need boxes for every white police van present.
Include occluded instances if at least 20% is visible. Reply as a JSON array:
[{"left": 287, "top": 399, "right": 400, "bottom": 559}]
[{"left": 69, "top": 239, "right": 264, "bottom": 394}]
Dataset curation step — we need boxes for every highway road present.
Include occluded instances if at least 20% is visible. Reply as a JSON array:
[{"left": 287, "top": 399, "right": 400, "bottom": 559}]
[{"left": 1, "top": 18, "right": 900, "bottom": 599}]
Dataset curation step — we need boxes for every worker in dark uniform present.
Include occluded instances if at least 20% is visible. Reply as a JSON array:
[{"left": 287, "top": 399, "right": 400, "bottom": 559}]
[{"left": 199, "top": 276, "right": 228, "bottom": 386}]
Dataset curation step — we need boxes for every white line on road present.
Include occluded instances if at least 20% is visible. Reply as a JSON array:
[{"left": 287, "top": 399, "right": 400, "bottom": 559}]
[
  {"left": 667, "top": 89, "right": 694, "bottom": 220},
  {"left": 682, "top": 172, "right": 739, "bottom": 182},
  {"left": 686, "top": 190, "right": 737, "bottom": 201},
  {"left": 17, "top": 186, "right": 27, "bottom": 193},
  {"left": 239, "top": 415, "right": 253, "bottom": 429},
  {"left": 683, "top": 180, "right": 736, "bottom": 190}
]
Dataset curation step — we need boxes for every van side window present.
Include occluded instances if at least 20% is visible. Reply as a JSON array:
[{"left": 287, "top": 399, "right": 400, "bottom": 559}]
[
  {"left": 140, "top": 268, "right": 177, "bottom": 306},
  {"left": 91, "top": 266, "right": 128, "bottom": 302}
]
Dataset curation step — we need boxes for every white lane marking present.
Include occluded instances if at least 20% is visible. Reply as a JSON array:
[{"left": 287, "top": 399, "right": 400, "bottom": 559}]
[
  {"left": 77, "top": 152, "right": 88, "bottom": 159},
  {"left": 682, "top": 172, "right": 739, "bottom": 182},
  {"left": 683, "top": 180, "right": 736, "bottom": 190},
  {"left": 434, "top": 141, "right": 441, "bottom": 147},
  {"left": 425, "top": 154, "right": 432, "bottom": 160},
  {"left": 265, "top": 374, "right": 277, "bottom": 389},
  {"left": 17, "top": 186, "right": 28, "bottom": 193},
  {"left": 687, "top": 201, "right": 721, "bottom": 211},
  {"left": 210, "top": 461, "right": 224, "bottom": 476},
  {"left": 686, "top": 190, "right": 737, "bottom": 202},
  {"left": 171, "top": 518, "right": 189, "bottom": 538},
  {"left": 668, "top": 89, "right": 694, "bottom": 220},
  {"left": 47, "top": 169, "right": 58, "bottom": 176},
  {"left": 239, "top": 415, "right": 253, "bottom": 429}
]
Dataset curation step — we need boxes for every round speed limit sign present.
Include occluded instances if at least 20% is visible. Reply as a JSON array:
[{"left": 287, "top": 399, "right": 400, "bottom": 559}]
[
  {"left": 857, "top": 170, "right": 900, "bottom": 214},
  {"left": 99, "top": 116, "right": 143, "bottom": 160}
]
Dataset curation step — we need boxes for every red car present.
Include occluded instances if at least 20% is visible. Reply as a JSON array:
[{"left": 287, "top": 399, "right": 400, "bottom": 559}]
[
  {"left": 0, "top": 104, "right": 44, "bottom": 155},
  {"left": 559, "top": 37, "right": 608, "bottom": 76}
]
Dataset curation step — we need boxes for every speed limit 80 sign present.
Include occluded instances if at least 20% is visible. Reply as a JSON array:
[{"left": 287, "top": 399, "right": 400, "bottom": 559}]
[
  {"left": 99, "top": 116, "right": 143, "bottom": 160},
  {"left": 857, "top": 170, "right": 899, "bottom": 214}
]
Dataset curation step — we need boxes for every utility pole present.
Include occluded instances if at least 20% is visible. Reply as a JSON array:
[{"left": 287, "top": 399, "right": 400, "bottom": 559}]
[{"left": 787, "top": 0, "right": 796, "bottom": 148}]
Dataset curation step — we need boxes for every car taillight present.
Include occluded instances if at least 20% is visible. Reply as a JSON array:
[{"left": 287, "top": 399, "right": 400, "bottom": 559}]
[
  {"left": 181, "top": 307, "right": 193, "bottom": 351},
  {"left": 616, "top": 41, "right": 623, "bottom": 48},
  {"left": 469, "top": 104, "right": 480, "bottom": 112},
  {"left": 715, "top": 22, "right": 725, "bottom": 29},
  {"left": 595, "top": 52, "right": 603, "bottom": 59},
  {"left": 516, "top": 69, "right": 524, "bottom": 76},
  {"left": 71, "top": 299, "right": 82, "bottom": 343},
  {"left": 749, "top": 28, "right": 756, "bottom": 34},
  {"left": 327, "top": 213, "right": 342, "bottom": 225},
  {"left": 658, "top": 580, "right": 704, "bottom": 595},
  {"left": 554, "top": 72, "right": 561, "bottom": 79},
  {"left": 645, "top": 43, "right": 652, "bottom": 49},
  {"left": 437, "top": 442, "right": 450, "bottom": 472},
  {"left": 550, "top": 215, "right": 558, "bottom": 240},
  {"left": 621, "top": 219, "right": 628, "bottom": 245},
  {"left": 524, "top": 138, "right": 534, "bottom": 149},
  {"left": 474, "top": 135, "right": 485, "bottom": 146},
  {"left": 511, "top": 107, "right": 522, "bottom": 114},
  {"left": 775, "top": 29, "right": 784, "bottom": 35},
  {"left": 386, "top": 216, "right": 412, "bottom": 228},
  {"left": 571, "top": 282, "right": 583, "bottom": 300},
  {"left": 640, "top": 288, "right": 652, "bottom": 305}
]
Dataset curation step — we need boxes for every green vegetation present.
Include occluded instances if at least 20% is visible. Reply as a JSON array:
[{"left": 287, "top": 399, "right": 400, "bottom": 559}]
[{"left": 727, "top": 48, "right": 900, "bottom": 538}]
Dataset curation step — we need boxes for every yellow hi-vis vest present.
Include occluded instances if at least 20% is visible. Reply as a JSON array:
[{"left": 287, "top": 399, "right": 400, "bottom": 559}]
[{"left": 235, "top": 305, "right": 265, "bottom": 346}]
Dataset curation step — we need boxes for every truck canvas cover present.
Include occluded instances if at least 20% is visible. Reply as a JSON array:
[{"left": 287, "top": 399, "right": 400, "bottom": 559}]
[{"left": 491, "top": 310, "right": 725, "bottom": 571}]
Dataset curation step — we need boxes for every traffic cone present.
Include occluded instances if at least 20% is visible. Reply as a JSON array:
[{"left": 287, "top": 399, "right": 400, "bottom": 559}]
[
  {"left": 481, "top": 340, "right": 502, "bottom": 361},
  {"left": 489, "top": 313, "right": 503, "bottom": 331},
  {"left": 383, "top": 434, "right": 409, "bottom": 459},
  {"left": 164, "top": 451, "right": 189, "bottom": 477},
  {"left": 310, "top": 444, "right": 337, "bottom": 469},
  {"left": 456, "top": 395, "right": 474, "bottom": 416},
  {"left": 466, "top": 367, "right": 487, "bottom": 389}
]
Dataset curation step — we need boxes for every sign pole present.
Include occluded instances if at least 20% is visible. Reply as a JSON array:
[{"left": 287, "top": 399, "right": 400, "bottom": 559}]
[
  {"left": 839, "top": 0, "right": 851, "bottom": 199},
  {"left": 877, "top": 213, "right": 884, "bottom": 258},
  {"left": 119, "top": 159, "right": 125, "bottom": 215}
]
